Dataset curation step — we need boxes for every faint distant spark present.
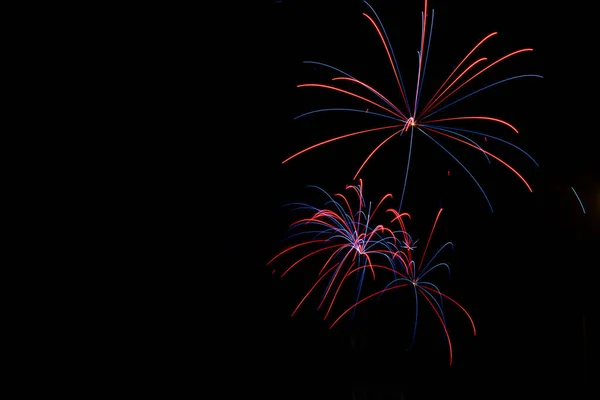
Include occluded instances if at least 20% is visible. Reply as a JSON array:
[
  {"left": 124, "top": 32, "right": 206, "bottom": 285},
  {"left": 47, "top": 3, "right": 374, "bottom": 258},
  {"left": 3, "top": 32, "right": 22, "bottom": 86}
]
[{"left": 571, "top": 186, "right": 586, "bottom": 214}]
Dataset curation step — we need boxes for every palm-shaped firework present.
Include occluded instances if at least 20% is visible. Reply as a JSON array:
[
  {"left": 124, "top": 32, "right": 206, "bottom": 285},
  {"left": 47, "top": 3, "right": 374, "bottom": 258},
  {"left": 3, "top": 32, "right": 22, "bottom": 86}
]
[
  {"left": 268, "top": 179, "right": 403, "bottom": 319},
  {"left": 329, "top": 208, "right": 476, "bottom": 365},
  {"left": 283, "top": 0, "right": 541, "bottom": 212}
]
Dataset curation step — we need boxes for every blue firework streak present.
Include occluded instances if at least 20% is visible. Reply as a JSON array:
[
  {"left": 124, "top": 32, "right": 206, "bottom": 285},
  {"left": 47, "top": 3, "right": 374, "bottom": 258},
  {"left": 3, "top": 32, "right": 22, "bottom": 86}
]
[{"left": 571, "top": 186, "right": 586, "bottom": 214}]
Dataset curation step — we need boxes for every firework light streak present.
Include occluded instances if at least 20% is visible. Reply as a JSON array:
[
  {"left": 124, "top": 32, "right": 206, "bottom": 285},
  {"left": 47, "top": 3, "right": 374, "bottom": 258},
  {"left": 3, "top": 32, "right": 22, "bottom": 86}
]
[
  {"left": 284, "top": 0, "right": 542, "bottom": 212},
  {"left": 571, "top": 186, "right": 586, "bottom": 214},
  {"left": 329, "top": 208, "right": 476, "bottom": 365},
  {"left": 268, "top": 179, "right": 406, "bottom": 320}
]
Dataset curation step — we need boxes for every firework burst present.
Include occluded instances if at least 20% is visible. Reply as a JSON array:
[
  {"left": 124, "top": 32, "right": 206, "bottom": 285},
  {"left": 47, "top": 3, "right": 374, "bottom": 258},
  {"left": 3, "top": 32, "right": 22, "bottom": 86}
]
[
  {"left": 268, "top": 179, "right": 403, "bottom": 319},
  {"left": 284, "top": 0, "right": 541, "bottom": 212},
  {"left": 329, "top": 208, "right": 476, "bottom": 365}
]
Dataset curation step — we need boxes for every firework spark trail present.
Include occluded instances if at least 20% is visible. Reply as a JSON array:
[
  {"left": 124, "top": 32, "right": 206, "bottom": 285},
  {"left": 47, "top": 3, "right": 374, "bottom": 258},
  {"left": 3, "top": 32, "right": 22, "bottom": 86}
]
[
  {"left": 329, "top": 208, "right": 476, "bottom": 365},
  {"left": 571, "top": 186, "right": 586, "bottom": 214},
  {"left": 268, "top": 179, "right": 407, "bottom": 318},
  {"left": 284, "top": 0, "right": 542, "bottom": 212}
]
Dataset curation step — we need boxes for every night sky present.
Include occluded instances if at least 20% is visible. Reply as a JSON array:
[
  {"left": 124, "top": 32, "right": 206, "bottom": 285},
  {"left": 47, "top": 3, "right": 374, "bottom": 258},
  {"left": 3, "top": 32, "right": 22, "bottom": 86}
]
[{"left": 236, "top": 1, "right": 598, "bottom": 398}]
